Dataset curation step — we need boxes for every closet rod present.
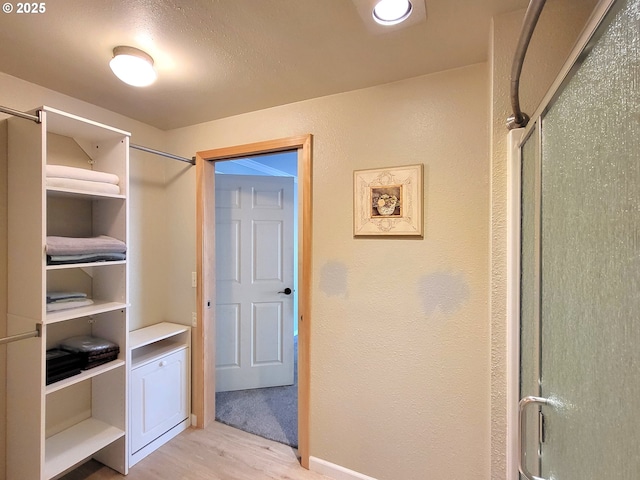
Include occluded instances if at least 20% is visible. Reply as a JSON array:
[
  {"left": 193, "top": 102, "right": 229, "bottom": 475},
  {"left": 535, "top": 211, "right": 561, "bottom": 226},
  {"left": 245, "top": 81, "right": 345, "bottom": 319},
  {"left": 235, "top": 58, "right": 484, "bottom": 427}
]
[
  {"left": 0, "top": 105, "right": 42, "bottom": 123},
  {"left": 130, "top": 143, "right": 195, "bottom": 165},
  {"left": 0, "top": 325, "right": 41, "bottom": 346},
  {"left": 0, "top": 104, "right": 195, "bottom": 166}
]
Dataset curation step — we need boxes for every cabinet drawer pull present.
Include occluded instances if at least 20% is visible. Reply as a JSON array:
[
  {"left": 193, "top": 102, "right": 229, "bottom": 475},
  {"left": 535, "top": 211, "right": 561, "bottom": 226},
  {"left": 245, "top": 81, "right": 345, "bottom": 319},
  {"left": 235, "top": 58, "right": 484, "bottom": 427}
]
[{"left": 159, "top": 360, "right": 168, "bottom": 367}]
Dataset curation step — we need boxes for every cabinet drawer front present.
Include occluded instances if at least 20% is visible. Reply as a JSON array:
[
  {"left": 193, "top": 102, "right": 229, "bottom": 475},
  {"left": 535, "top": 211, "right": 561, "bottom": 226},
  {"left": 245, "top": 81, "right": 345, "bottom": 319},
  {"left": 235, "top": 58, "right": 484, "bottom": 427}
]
[{"left": 130, "top": 348, "right": 188, "bottom": 453}]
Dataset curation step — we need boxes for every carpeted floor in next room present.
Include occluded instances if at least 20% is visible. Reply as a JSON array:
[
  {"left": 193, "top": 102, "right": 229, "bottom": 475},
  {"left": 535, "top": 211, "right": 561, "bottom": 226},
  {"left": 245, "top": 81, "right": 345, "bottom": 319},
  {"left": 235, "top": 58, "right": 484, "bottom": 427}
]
[{"left": 215, "top": 336, "right": 298, "bottom": 448}]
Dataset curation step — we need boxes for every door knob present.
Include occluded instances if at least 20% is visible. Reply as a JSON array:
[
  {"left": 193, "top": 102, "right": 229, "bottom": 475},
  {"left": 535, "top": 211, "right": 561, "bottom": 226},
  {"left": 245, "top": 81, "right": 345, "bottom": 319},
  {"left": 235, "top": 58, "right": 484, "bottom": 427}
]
[{"left": 278, "top": 287, "right": 292, "bottom": 295}]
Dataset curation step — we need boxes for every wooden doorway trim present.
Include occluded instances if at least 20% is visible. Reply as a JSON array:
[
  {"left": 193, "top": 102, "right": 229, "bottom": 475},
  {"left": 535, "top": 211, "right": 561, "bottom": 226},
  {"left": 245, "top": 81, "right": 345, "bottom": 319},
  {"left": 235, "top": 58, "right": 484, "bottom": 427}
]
[{"left": 194, "top": 134, "right": 312, "bottom": 467}]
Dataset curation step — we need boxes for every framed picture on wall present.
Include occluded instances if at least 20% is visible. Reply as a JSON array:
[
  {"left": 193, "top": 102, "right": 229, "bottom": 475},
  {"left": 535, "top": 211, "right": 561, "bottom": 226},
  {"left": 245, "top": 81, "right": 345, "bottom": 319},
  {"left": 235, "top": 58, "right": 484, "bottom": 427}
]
[{"left": 353, "top": 163, "right": 424, "bottom": 237}]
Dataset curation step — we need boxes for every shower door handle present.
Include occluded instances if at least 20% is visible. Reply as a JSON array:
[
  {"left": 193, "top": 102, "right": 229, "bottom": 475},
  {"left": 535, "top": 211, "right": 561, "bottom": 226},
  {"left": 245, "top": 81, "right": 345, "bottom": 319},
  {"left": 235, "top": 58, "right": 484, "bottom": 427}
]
[{"left": 519, "top": 396, "right": 549, "bottom": 480}]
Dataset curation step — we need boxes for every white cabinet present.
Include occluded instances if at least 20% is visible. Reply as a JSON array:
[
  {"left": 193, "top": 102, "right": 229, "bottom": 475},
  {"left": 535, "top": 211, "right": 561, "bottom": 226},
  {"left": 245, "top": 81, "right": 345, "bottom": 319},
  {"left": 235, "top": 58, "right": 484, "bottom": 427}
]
[
  {"left": 129, "top": 322, "right": 191, "bottom": 466},
  {"left": 6, "top": 106, "right": 130, "bottom": 479}
]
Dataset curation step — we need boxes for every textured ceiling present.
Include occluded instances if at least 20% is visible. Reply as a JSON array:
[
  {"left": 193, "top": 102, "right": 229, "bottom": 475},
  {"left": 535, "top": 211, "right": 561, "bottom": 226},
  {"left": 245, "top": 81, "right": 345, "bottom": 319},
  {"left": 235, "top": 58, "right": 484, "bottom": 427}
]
[{"left": 0, "top": 0, "right": 528, "bottom": 130}]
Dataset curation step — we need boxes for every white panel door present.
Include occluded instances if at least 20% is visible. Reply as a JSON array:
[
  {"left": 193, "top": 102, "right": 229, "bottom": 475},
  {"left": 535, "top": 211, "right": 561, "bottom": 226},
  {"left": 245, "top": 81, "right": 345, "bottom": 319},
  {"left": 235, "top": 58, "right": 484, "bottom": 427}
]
[{"left": 215, "top": 174, "right": 295, "bottom": 392}]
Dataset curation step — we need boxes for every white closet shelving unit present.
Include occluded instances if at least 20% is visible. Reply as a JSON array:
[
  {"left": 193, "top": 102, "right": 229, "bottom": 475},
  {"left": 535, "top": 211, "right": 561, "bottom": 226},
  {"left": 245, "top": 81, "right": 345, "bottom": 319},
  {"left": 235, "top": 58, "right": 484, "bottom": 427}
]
[{"left": 6, "top": 106, "right": 131, "bottom": 479}]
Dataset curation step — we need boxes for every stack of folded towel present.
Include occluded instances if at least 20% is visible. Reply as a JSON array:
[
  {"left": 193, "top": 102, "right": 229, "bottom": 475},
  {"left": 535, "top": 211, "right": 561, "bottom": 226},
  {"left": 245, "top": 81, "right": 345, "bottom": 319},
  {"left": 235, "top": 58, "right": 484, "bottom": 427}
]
[
  {"left": 46, "top": 164, "right": 121, "bottom": 195},
  {"left": 46, "top": 235, "right": 127, "bottom": 265},
  {"left": 46, "top": 291, "right": 94, "bottom": 312}
]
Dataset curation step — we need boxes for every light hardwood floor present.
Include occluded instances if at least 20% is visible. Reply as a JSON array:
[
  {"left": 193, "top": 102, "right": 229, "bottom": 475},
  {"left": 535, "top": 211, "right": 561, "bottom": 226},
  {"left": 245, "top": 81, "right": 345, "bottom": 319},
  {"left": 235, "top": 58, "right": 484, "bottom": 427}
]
[{"left": 60, "top": 422, "right": 331, "bottom": 480}]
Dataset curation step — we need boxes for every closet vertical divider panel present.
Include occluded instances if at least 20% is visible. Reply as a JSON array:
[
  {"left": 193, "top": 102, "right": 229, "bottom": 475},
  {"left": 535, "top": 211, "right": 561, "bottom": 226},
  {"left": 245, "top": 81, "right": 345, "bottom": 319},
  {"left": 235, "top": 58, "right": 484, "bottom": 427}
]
[
  {"left": 7, "top": 113, "right": 47, "bottom": 480},
  {"left": 6, "top": 107, "right": 131, "bottom": 480}
]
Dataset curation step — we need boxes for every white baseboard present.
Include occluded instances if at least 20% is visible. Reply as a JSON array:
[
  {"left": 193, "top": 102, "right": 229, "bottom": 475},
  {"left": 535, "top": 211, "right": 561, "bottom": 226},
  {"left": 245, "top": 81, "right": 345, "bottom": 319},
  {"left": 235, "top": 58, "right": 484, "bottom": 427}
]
[{"left": 309, "top": 456, "right": 378, "bottom": 480}]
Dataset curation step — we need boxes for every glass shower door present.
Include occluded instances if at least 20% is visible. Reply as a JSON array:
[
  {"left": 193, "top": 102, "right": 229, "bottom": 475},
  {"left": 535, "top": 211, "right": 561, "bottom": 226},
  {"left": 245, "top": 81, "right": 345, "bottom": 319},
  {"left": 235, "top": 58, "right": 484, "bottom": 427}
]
[
  {"left": 519, "top": 0, "right": 640, "bottom": 478},
  {"left": 519, "top": 124, "right": 540, "bottom": 480}
]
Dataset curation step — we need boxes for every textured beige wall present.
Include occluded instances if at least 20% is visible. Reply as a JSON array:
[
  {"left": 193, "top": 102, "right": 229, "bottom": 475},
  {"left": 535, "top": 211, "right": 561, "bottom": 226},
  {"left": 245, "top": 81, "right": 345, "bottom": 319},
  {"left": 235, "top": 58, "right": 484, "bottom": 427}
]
[
  {"left": 489, "top": 2, "right": 599, "bottom": 478},
  {"left": 166, "top": 64, "right": 491, "bottom": 480}
]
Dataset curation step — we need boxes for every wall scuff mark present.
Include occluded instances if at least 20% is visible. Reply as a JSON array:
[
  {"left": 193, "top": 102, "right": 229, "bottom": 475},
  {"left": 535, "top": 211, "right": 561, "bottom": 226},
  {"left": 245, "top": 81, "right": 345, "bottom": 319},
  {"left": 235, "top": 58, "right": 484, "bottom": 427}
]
[
  {"left": 418, "top": 271, "right": 470, "bottom": 316},
  {"left": 319, "top": 261, "right": 348, "bottom": 297}
]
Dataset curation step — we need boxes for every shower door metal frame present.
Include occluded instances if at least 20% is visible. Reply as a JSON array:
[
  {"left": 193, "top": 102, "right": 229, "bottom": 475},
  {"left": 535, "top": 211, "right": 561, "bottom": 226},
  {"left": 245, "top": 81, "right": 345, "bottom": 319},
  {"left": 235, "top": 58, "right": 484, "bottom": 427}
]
[{"left": 506, "top": 0, "right": 620, "bottom": 478}]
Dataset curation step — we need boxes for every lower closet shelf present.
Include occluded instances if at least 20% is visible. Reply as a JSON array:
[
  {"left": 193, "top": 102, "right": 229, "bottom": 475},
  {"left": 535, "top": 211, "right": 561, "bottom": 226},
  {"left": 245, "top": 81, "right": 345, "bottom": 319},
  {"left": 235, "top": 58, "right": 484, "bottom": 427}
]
[
  {"left": 44, "top": 418, "right": 124, "bottom": 479},
  {"left": 46, "top": 359, "right": 125, "bottom": 394}
]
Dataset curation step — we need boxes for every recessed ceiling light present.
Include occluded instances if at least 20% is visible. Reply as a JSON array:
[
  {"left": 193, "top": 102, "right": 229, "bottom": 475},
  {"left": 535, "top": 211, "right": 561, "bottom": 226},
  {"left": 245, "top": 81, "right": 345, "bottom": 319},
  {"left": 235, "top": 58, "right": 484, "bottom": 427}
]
[
  {"left": 109, "top": 46, "right": 157, "bottom": 87},
  {"left": 372, "top": 0, "right": 413, "bottom": 26}
]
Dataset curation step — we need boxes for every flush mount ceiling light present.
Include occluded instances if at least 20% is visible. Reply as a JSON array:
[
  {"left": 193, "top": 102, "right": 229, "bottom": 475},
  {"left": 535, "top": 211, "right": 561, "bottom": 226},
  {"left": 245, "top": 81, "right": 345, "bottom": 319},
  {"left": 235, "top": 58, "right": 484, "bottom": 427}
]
[
  {"left": 109, "top": 46, "right": 157, "bottom": 87},
  {"left": 372, "top": 0, "right": 413, "bottom": 26}
]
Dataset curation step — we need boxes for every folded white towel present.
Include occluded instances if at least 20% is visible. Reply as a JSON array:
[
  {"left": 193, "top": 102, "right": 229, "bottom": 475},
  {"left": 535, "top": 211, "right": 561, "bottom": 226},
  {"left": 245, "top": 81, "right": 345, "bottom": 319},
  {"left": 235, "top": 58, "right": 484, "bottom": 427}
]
[
  {"left": 46, "top": 177, "right": 121, "bottom": 195},
  {"left": 47, "top": 291, "right": 87, "bottom": 303},
  {"left": 46, "top": 298, "right": 94, "bottom": 312},
  {"left": 46, "top": 164, "right": 120, "bottom": 185}
]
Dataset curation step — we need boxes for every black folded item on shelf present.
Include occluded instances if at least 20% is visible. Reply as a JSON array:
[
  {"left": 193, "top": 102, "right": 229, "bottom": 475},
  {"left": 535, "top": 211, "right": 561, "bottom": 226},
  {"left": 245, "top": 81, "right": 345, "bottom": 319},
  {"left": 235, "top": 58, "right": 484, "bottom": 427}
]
[
  {"left": 59, "top": 335, "right": 120, "bottom": 370},
  {"left": 46, "top": 348, "right": 83, "bottom": 385}
]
